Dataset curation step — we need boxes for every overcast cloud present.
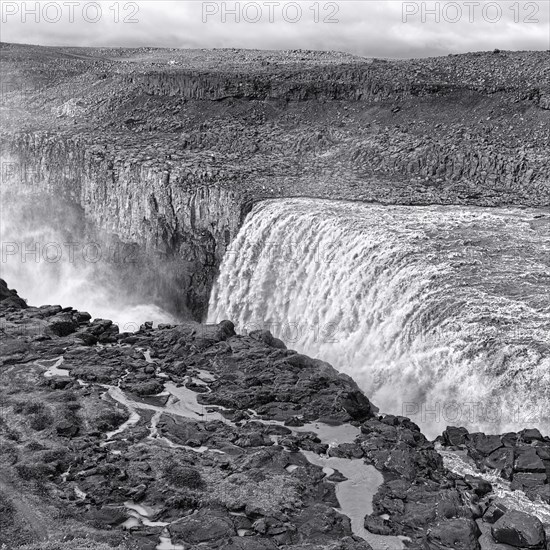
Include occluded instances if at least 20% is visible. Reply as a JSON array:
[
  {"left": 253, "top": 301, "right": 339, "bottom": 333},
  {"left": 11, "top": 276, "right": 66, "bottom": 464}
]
[{"left": 1, "top": 1, "right": 549, "bottom": 58}]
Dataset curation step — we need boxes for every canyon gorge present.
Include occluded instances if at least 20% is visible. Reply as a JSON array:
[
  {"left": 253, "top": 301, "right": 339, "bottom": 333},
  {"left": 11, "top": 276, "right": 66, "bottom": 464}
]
[{"left": 0, "top": 42, "right": 549, "bottom": 550}]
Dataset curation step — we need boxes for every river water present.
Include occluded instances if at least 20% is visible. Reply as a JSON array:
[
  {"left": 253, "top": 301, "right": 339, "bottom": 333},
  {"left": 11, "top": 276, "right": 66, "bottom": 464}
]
[{"left": 208, "top": 199, "right": 550, "bottom": 438}]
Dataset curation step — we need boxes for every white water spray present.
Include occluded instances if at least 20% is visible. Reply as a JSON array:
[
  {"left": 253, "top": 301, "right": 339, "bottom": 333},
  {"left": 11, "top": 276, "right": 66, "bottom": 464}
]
[
  {"left": 0, "top": 193, "right": 176, "bottom": 331},
  {"left": 208, "top": 199, "right": 550, "bottom": 438}
]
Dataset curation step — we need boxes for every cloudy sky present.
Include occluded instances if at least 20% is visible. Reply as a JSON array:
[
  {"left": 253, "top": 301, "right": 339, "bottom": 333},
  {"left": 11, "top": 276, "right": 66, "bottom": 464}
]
[{"left": 1, "top": 0, "right": 549, "bottom": 58}]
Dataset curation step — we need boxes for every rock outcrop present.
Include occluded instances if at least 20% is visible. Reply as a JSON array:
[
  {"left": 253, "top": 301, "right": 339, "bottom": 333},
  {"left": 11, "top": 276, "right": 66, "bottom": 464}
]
[{"left": 440, "top": 426, "right": 550, "bottom": 506}]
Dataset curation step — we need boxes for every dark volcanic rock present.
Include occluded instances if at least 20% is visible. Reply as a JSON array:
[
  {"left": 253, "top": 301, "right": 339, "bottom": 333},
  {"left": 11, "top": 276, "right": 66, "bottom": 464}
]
[
  {"left": 426, "top": 518, "right": 481, "bottom": 549},
  {"left": 439, "top": 426, "right": 550, "bottom": 505},
  {"left": 0, "top": 279, "right": 27, "bottom": 308},
  {"left": 519, "top": 429, "right": 544, "bottom": 443},
  {"left": 47, "top": 313, "right": 79, "bottom": 336},
  {"left": 467, "top": 433, "right": 503, "bottom": 457},
  {"left": 170, "top": 509, "right": 235, "bottom": 544},
  {"left": 87, "top": 506, "right": 128, "bottom": 527},
  {"left": 442, "top": 426, "right": 469, "bottom": 447},
  {"left": 339, "top": 390, "right": 374, "bottom": 421},
  {"left": 55, "top": 419, "right": 79, "bottom": 437},
  {"left": 483, "top": 500, "right": 508, "bottom": 524},
  {"left": 514, "top": 448, "right": 546, "bottom": 473},
  {"left": 485, "top": 447, "right": 515, "bottom": 479},
  {"left": 464, "top": 474, "right": 492, "bottom": 497},
  {"left": 122, "top": 379, "right": 165, "bottom": 396},
  {"left": 510, "top": 472, "right": 547, "bottom": 493},
  {"left": 491, "top": 510, "right": 546, "bottom": 548},
  {"left": 249, "top": 330, "right": 286, "bottom": 349},
  {"left": 1, "top": 281, "right": 549, "bottom": 549},
  {"left": 73, "top": 330, "right": 99, "bottom": 345}
]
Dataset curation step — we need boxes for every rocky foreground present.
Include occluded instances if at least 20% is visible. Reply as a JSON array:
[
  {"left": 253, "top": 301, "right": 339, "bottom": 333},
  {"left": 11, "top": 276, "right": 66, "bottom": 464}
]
[{"left": 1, "top": 279, "right": 549, "bottom": 550}]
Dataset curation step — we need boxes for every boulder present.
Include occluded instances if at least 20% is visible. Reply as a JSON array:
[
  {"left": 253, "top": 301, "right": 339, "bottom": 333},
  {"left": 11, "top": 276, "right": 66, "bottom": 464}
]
[
  {"left": 443, "top": 426, "right": 469, "bottom": 447},
  {"left": 510, "top": 472, "right": 547, "bottom": 491},
  {"left": 519, "top": 428, "right": 544, "bottom": 443},
  {"left": 485, "top": 448, "right": 515, "bottom": 479},
  {"left": 123, "top": 379, "right": 165, "bottom": 396},
  {"left": 467, "top": 433, "right": 503, "bottom": 456},
  {"left": 284, "top": 354, "right": 323, "bottom": 369},
  {"left": 426, "top": 518, "right": 481, "bottom": 549},
  {"left": 218, "top": 320, "right": 236, "bottom": 338},
  {"left": 87, "top": 506, "right": 128, "bottom": 526},
  {"left": 234, "top": 432, "right": 273, "bottom": 448},
  {"left": 338, "top": 390, "right": 373, "bottom": 421},
  {"left": 292, "top": 503, "right": 352, "bottom": 542},
  {"left": 464, "top": 474, "right": 492, "bottom": 497},
  {"left": 249, "top": 330, "right": 286, "bottom": 349},
  {"left": 477, "top": 520, "right": 516, "bottom": 549},
  {"left": 36, "top": 305, "right": 63, "bottom": 317},
  {"left": 491, "top": 510, "right": 546, "bottom": 548},
  {"left": 514, "top": 448, "right": 546, "bottom": 473},
  {"left": 328, "top": 443, "right": 363, "bottom": 459},
  {"left": 436, "top": 489, "right": 471, "bottom": 520},
  {"left": 532, "top": 485, "right": 550, "bottom": 504},
  {"left": 73, "top": 330, "right": 99, "bottom": 346},
  {"left": 75, "top": 311, "right": 92, "bottom": 324},
  {"left": 0, "top": 279, "right": 27, "bottom": 308},
  {"left": 483, "top": 500, "right": 508, "bottom": 524},
  {"left": 170, "top": 509, "right": 235, "bottom": 544},
  {"left": 364, "top": 514, "right": 393, "bottom": 535},
  {"left": 47, "top": 313, "right": 78, "bottom": 336},
  {"left": 87, "top": 318, "right": 114, "bottom": 336},
  {"left": 501, "top": 433, "right": 518, "bottom": 447},
  {"left": 98, "top": 325, "right": 120, "bottom": 343},
  {"left": 0, "top": 279, "right": 10, "bottom": 298},
  {"left": 47, "top": 376, "right": 73, "bottom": 390}
]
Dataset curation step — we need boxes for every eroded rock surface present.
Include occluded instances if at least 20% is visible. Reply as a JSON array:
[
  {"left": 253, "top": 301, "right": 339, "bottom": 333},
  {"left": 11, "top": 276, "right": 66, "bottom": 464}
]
[{"left": 1, "top": 284, "right": 549, "bottom": 549}]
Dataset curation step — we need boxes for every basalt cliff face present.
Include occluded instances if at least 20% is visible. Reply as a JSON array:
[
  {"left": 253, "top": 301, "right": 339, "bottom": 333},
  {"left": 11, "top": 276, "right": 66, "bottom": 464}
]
[{"left": 1, "top": 43, "right": 549, "bottom": 319}]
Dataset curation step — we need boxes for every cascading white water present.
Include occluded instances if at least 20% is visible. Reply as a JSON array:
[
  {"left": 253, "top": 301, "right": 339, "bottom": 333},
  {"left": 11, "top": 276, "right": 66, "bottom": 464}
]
[
  {"left": 440, "top": 449, "right": 550, "bottom": 526},
  {"left": 208, "top": 199, "right": 550, "bottom": 438}
]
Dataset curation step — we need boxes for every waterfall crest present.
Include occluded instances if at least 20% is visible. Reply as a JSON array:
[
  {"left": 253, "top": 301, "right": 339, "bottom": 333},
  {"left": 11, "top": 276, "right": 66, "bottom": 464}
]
[{"left": 208, "top": 199, "right": 550, "bottom": 437}]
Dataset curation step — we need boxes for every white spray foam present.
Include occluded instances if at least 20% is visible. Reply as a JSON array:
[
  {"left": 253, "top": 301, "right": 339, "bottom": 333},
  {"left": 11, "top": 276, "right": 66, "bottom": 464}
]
[{"left": 208, "top": 199, "right": 550, "bottom": 438}]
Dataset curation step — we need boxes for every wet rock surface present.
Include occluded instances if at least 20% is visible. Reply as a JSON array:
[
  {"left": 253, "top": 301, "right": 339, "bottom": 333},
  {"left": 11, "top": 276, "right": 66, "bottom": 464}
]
[
  {"left": 439, "top": 426, "right": 550, "bottom": 506},
  {"left": 1, "top": 284, "right": 549, "bottom": 549},
  {"left": 491, "top": 510, "right": 546, "bottom": 548}
]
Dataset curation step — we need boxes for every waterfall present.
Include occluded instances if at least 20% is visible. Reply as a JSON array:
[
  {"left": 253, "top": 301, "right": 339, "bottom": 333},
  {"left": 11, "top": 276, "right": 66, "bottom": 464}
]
[{"left": 208, "top": 199, "right": 550, "bottom": 438}]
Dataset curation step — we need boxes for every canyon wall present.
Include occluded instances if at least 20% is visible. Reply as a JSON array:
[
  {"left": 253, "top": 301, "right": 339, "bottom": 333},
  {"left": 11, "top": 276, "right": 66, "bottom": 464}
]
[
  {"left": 1, "top": 44, "right": 548, "bottom": 320},
  {"left": 1, "top": 133, "right": 247, "bottom": 320}
]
